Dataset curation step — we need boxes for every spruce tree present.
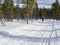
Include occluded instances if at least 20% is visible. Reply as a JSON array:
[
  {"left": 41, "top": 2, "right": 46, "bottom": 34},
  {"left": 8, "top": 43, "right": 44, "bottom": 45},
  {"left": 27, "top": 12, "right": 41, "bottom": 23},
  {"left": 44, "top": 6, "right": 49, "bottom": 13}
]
[
  {"left": 0, "top": 0, "right": 3, "bottom": 19},
  {"left": 3, "top": 0, "right": 14, "bottom": 21},
  {"left": 22, "top": 0, "right": 35, "bottom": 24},
  {"left": 52, "top": 0, "right": 59, "bottom": 19},
  {"left": 33, "top": 1, "right": 39, "bottom": 19},
  {"left": 14, "top": 5, "right": 20, "bottom": 19},
  {"left": 9, "top": 0, "right": 14, "bottom": 20}
]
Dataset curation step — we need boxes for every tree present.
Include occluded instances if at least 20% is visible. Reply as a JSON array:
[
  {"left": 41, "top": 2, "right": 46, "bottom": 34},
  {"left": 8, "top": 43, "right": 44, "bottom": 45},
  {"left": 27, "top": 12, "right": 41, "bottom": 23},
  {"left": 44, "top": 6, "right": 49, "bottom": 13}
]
[
  {"left": 14, "top": 5, "right": 22, "bottom": 19},
  {"left": 22, "top": 0, "right": 35, "bottom": 24},
  {"left": 41, "top": 8, "right": 48, "bottom": 19},
  {"left": 3, "top": 0, "right": 14, "bottom": 21},
  {"left": 0, "top": 0, "right": 3, "bottom": 19},
  {"left": 32, "top": 1, "right": 39, "bottom": 19},
  {"left": 52, "top": 0, "right": 60, "bottom": 19}
]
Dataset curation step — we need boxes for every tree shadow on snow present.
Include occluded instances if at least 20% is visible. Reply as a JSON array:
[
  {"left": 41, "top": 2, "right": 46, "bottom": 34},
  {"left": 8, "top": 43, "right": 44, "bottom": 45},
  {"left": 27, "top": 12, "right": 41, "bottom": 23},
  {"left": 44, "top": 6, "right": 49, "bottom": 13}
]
[{"left": 0, "top": 31, "right": 59, "bottom": 42}]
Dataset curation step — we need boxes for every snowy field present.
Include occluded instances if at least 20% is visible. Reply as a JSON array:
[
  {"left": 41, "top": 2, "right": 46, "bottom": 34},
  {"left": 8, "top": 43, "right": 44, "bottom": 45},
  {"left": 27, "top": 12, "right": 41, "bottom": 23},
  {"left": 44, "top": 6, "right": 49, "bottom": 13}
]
[{"left": 0, "top": 19, "right": 60, "bottom": 45}]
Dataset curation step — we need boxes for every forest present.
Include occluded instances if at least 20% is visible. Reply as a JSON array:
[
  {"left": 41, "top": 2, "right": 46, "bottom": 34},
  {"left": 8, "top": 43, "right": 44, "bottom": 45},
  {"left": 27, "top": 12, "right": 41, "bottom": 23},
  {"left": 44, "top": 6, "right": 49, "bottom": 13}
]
[{"left": 0, "top": 0, "right": 60, "bottom": 21}]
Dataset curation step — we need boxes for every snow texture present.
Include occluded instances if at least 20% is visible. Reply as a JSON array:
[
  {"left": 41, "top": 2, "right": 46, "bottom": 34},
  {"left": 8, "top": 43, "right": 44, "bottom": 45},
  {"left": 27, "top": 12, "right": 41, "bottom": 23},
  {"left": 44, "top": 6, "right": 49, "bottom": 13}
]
[{"left": 0, "top": 19, "right": 60, "bottom": 45}]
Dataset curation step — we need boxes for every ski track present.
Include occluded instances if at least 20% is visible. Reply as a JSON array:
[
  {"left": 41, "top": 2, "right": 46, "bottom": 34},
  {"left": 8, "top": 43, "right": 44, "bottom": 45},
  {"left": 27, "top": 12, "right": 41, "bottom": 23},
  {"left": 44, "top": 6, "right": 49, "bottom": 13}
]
[{"left": 0, "top": 19, "right": 60, "bottom": 45}]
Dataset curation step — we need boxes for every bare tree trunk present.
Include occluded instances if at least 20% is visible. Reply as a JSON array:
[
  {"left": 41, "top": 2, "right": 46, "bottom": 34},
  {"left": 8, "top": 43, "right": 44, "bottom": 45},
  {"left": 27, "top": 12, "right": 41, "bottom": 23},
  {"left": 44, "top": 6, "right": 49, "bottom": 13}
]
[
  {"left": 26, "top": 0, "right": 29, "bottom": 24},
  {"left": 26, "top": 13, "right": 29, "bottom": 24}
]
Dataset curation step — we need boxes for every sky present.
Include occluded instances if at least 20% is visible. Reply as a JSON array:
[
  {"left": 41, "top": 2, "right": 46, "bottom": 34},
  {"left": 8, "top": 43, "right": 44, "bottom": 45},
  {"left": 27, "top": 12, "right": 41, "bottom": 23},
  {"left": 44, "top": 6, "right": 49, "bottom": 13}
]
[
  {"left": 1, "top": 0, "right": 60, "bottom": 8},
  {"left": 14, "top": 0, "right": 56, "bottom": 8},
  {"left": 37, "top": 0, "right": 56, "bottom": 8}
]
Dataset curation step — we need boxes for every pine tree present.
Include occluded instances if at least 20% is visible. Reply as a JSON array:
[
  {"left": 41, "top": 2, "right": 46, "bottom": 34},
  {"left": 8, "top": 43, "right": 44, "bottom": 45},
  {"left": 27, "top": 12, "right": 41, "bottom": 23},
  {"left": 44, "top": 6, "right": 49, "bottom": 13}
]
[
  {"left": 22, "top": 0, "right": 35, "bottom": 24},
  {"left": 0, "top": 0, "right": 3, "bottom": 19},
  {"left": 52, "top": 0, "right": 59, "bottom": 19},
  {"left": 3, "top": 0, "right": 14, "bottom": 21},
  {"left": 9, "top": 0, "right": 14, "bottom": 20},
  {"left": 33, "top": 1, "right": 39, "bottom": 19},
  {"left": 14, "top": 5, "right": 20, "bottom": 19}
]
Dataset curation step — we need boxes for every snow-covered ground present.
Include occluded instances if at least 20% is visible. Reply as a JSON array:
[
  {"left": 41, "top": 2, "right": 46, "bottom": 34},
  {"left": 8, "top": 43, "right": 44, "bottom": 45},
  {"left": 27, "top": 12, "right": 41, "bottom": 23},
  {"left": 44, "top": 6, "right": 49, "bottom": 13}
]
[{"left": 0, "top": 19, "right": 60, "bottom": 45}]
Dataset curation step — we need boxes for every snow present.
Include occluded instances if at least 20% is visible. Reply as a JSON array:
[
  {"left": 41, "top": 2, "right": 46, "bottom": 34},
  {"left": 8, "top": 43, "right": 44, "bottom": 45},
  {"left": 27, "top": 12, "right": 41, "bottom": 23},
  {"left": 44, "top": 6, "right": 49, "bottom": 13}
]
[{"left": 0, "top": 19, "right": 60, "bottom": 45}]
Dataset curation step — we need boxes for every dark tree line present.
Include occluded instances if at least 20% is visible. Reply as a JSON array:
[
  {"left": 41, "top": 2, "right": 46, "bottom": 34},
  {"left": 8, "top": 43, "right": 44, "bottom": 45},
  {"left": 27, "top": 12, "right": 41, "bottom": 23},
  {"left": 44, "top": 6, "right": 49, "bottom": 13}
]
[{"left": 0, "top": 0, "right": 60, "bottom": 21}]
